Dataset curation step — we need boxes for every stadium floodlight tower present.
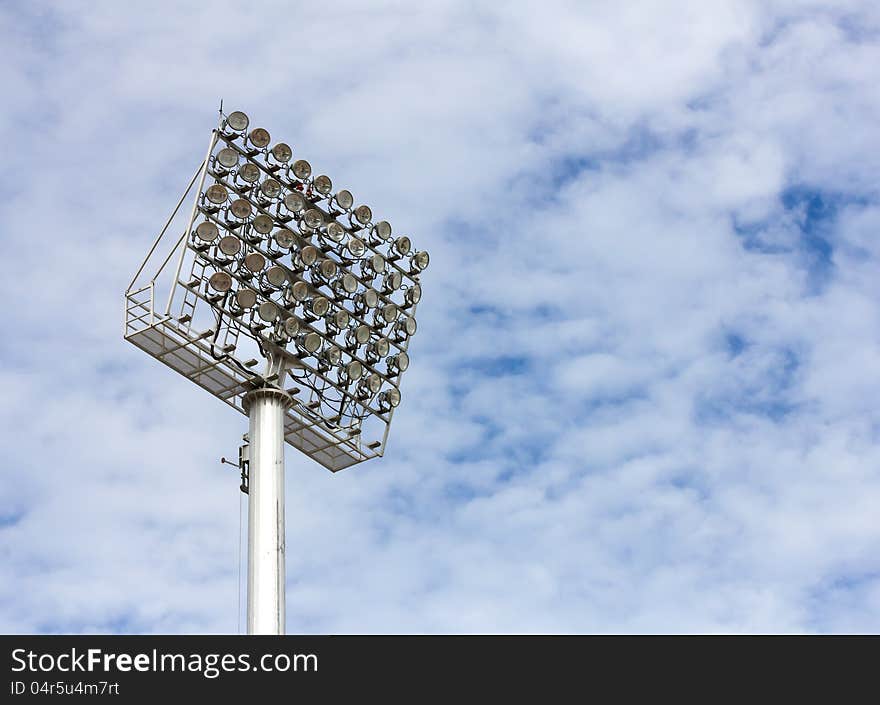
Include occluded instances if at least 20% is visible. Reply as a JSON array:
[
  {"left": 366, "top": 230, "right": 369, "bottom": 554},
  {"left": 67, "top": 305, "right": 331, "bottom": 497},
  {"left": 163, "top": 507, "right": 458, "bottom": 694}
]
[{"left": 124, "top": 109, "right": 428, "bottom": 634}]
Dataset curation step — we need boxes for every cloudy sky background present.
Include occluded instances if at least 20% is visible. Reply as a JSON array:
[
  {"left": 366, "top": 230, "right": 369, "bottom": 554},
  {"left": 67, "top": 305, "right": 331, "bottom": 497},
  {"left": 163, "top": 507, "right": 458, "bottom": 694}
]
[{"left": 2, "top": 0, "right": 880, "bottom": 633}]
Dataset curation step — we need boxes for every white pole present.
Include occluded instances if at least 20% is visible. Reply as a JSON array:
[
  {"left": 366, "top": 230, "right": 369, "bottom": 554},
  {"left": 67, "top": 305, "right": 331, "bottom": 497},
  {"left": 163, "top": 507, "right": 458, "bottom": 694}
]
[{"left": 243, "top": 387, "right": 293, "bottom": 635}]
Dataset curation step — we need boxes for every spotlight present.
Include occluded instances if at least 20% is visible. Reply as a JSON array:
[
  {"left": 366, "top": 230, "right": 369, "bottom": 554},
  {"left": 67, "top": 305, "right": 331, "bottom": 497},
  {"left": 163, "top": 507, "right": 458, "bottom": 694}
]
[
  {"left": 345, "top": 360, "right": 363, "bottom": 381},
  {"left": 206, "top": 184, "right": 228, "bottom": 204},
  {"left": 230, "top": 199, "right": 253, "bottom": 219},
  {"left": 196, "top": 221, "right": 219, "bottom": 243},
  {"left": 266, "top": 266, "right": 287, "bottom": 287},
  {"left": 298, "top": 331, "right": 322, "bottom": 354},
  {"left": 379, "top": 387, "right": 401, "bottom": 408},
  {"left": 411, "top": 250, "right": 430, "bottom": 272},
  {"left": 354, "top": 205, "right": 372, "bottom": 226},
  {"left": 311, "top": 296, "right": 330, "bottom": 317},
  {"left": 387, "top": 351, "right": 409, "bottom": 373},
  {"left": 338, "top": 273, "right": 359, "bottom": 295},
  {"left": 239, "top": 162, "right": 260, "bottom": 183},
  {"left": 405, "top": 283, "right": 422, "bottom": 305},
  {"left": 366, "top": 253, "right": 386, "bottom": 276},
  {"left": 291, "top": 281, "right": 310, "bottom": 302},
  {"left": 292, "top": 159, "right": 311, "bottom": 180},
  {"left": 219, "top": 235, "right": 242, "bottom": 256},
  {"left": 283, "top": 316, "right": 300, "bottom": 337},
  {"left": 356, "top": 288, "right": 379, "bottom": 310},
  {"left": 249, "top": 128, "right": 271, "bottom": 149},
  {"left": 372, "top": 220, "right": 392, "bottom": 241},
  {"left": 261, "top": 179, "right": 282, "bottom": 198},
  {"left": 393, "top": 236, "right": 411, "bottom": 257},
  {"left": 217, "top": 148, "right": 239, "bottom": 169},
  {"left": 258, "top": 301, "right": 279, "bottom": 322},
  {"left": 369, "top": 337, "right": 390, "bottom": 357},
  {"left": 226, "top": 111, "right": 249, "bottom": 131},
  {"left": 274, "top": 230, "right": 295, "bottom": 248},
  {"left": 244, "top": 252, "right": 266, "bottom": 273},
  {"left": 334, "top": 190, "right": 354, "bottom": 211},
  {"left": 322, "top": 345, "right": 341, "bottom": 366},
  {"left": 365, "top": 374, "right": 383, "bottom": 394},
  {"left": 253, "top": 214, "right": 273, "bottom": 234},
  {"left": 318, "top": 259, "right": 338, "bottom": 280},
  {"left": 235, "top": 288, "right": 257, "bottom": 309},
  {"left": 381, "top": 302, "right": 399, "bottom": 323},
  {"left": 354, "top": 324, "right": 371, "bottom": 345},
  {"left": 383, "top": 270, "right": 402, "bottom": 293},
  {"left": 347, "top": 237, "right": 366, "bottom": 258},
  {"left": 313, "top": 175, "right": 332, "bottom": 195},
  {"left": 209, "top": 271, "right": 233, "bottom": 292},
  {"left": 299, "top": 245, "right": 319, "bottom": 267},
  {"left": 332, "top": 308, "right": 350, "bottom": 329},
  {"left": 284, "top": 192, "right": 306, "bottom": 213},
  {"left": 325, "top": 222, "right": 346, "bottom": 243},
  {"left": 272, "top": 143, "right": 292, "bottom": 163},
  {"left": 303, "top": 209, "right": 323, "bottom": 230}
]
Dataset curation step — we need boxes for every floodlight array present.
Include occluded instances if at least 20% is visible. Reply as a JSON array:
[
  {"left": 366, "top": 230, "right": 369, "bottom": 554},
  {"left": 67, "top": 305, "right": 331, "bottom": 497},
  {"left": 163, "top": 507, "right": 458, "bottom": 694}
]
[{"left": 184, "top": 110, "right": 427, "bottom": 436}]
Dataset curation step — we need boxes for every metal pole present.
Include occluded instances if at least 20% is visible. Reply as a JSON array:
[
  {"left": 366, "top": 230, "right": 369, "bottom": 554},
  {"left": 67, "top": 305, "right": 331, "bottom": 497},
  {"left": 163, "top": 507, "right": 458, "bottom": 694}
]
[{"left": 243, "top": 387, "right": 293, "bottom": 635}]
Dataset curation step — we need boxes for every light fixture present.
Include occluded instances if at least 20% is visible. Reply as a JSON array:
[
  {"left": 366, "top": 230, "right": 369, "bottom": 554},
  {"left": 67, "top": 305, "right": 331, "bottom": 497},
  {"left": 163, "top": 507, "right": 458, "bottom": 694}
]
[
  {"left": 299, "top": 245, "right": 319, "bottom": 267},
  {"left": 299, "top": 331, "right": 322, "bottom": 354},
  {"left": 272, "top": 143, "right": 292, "bottom": 163},
  {"left": 244, "top": 252, "right": 266, "bottom": 273},
  {"left": 365, "top": 374, "right": 383, "bottom": 394},
  {"left": 379, "top": 387, "right": 401, "bottom": 408},
  {"left": 302, "top": 209, "right": 323, "bottom": 230},
  {"left": 347, "top": 237, "right": 366, "bottom": 258},
  {"left": 235, "top": 288, "right": 257, "bottom": 309},
  {"left": 284, "top": 192, "right": 305, "bottom": 213},
  {"left": 356, "top": 288, "right": 379, "bottom": 310},
  {"left": 372, "top": 220, "right": 392, "bottom": 241},
  {"left": 196, "top": 221, "right": 219, "bottom": 243},
  {"left": 231, "top": 199, "right": 253, "bottom": 219},
  {"left": 313, "top": 175, "right": 332, "bottom": 195},
  {"left": 318, "top": 259, "right": 338, "bottom": 280},
  {"left": 411, "top": 251, "right": 430, "bottom": 272},
  {"left": 226, "top": 111, "right": 249, "bottom": 131},
  {"left": 291, "top": 281, "right": 310, "bottom": 302},
  {"left": 311, "top": 296, "right": 330, "bottom": 317},
  {"left": 283, "top": 316, "right": 300, "bottom": 337},
  {"left": 253, "top": 214, "right": 273, "bottom": 234},
  {"left": 249, "top": 128, "right": 271, "bottom": 149},
  {"left": 206, "top": 184, "right": 228, "bottom": 204},
  {"left": 369, "top": 337, "right": 390, "bottom": 357},
  {"left": 354, "top": 204, "right": 372, "bottom": 225},
  {"left": 266, "top": 266, "right": 287, "bottom": 287},
  {"left": 258, "top": 301, "right": 279, "bottom": 322},
  {"left": 383, "top": 270, "right": 402, "bottom": 293},
  {"left": 393, "top": 236, "right": 411, "bottom": 257},
  {"left": 217, "top": 148, "right": 239, "bottom": 169},
  {"left": 126, "top": 108, "right": 430, "bottom": 639},
  {"left": 323, "top": 345, "right": 341, "bottom": 366},
  {"left": 239, "top": 162, "right": 260, "bottom": 183},
  {"left": 209, "top": 271, "right": 233, "bottom": 292},
  {"left": 405, "top": 283, "right": 422, "bottom": 305},
  {"left": 261, "top": 179, "right": 281, "bottom": 198},
  {"left": 292, "top": 159, "right": 311, "bottom": 180},
  {"left": 325, "top": 222, "right": 346, "bottom": 243},
  {"left": 354, "top": 324, "right": 371, "bottom": 345},
  {"left": 219, "top": 235, "right": 242, "bottom": 256},
  {"left": 340, "top": 273, "right": 358, "bottom": 294},
  {"left": 274, "top": 230, "right": 295, "bottom": 249},
  {"left": 335, "top": 190, "right": 354, "bottom": 210},
  {"left": 367, "top": 253, "right": 386, "bottom": 275},
  {"left": 381, "top": 302, "right": 398, "bottom": 323}
]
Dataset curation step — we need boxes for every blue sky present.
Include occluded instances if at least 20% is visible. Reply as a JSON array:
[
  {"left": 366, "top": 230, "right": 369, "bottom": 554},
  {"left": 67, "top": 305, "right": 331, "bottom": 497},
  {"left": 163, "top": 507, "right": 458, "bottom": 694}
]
[{"left": 2, "top": 0, "right": 880, "bottom": 633}]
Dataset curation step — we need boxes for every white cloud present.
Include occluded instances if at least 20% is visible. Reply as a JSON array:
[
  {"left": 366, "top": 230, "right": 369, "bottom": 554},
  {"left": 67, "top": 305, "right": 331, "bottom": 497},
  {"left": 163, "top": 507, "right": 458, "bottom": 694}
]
[{"left": 1, "top": 0, "right": 879, "bottom": 633}]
